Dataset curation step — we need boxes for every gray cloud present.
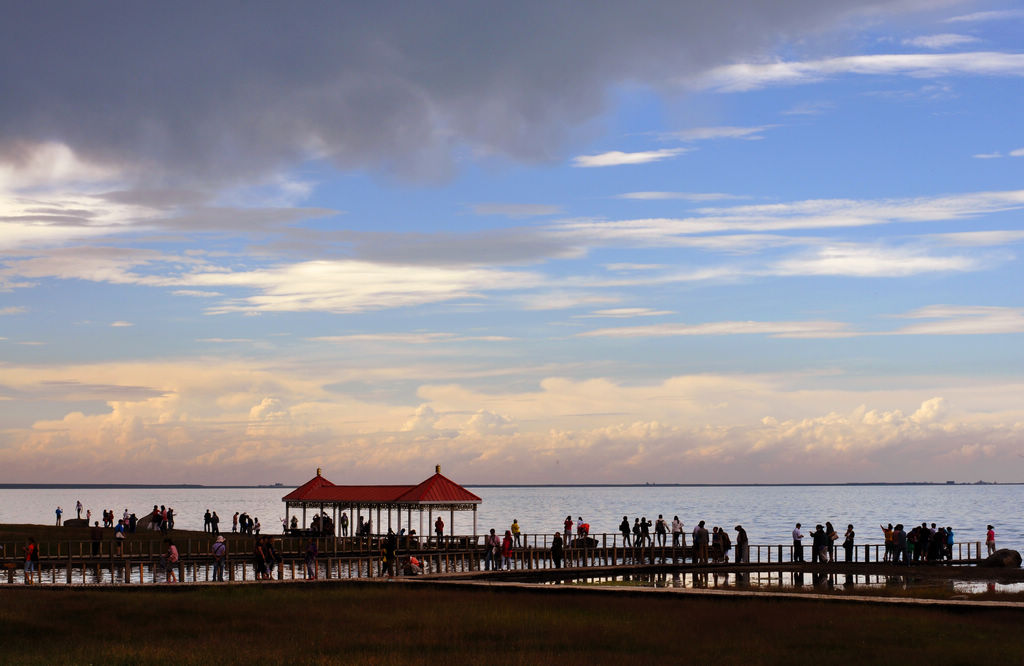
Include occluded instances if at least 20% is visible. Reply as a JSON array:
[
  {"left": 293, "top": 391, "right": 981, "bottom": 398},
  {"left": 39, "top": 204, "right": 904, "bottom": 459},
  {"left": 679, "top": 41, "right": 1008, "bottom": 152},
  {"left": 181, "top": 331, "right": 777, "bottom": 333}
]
[{"left": 0, "top": 1, "right": 921, "bottom": 184}]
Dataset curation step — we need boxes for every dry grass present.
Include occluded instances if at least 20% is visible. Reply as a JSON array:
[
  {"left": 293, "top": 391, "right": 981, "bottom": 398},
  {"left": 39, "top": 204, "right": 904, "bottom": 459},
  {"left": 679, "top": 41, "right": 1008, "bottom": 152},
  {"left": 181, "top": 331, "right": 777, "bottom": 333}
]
[{"left": 0, "top": 582, "right": 1022, "bottom": 664}]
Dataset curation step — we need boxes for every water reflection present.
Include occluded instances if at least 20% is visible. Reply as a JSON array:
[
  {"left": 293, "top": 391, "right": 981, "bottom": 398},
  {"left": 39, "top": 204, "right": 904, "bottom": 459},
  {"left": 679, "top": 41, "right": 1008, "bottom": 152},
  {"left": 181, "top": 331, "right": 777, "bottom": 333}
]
[{"left": 557, "top": 570, "right": 1024, "bottom": 596}]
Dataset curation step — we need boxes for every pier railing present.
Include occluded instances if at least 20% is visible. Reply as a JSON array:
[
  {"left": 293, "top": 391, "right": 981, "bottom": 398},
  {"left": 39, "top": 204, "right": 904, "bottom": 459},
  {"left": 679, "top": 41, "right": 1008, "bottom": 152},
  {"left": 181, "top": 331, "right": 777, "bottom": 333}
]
[{"left": 0, "top": 532, "right": 987, "bottom": 586}]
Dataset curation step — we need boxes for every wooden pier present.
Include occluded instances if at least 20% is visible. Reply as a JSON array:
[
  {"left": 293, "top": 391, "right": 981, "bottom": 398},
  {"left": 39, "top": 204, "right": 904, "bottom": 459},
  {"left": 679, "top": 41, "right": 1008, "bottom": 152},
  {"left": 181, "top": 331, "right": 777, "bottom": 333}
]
[{"left": 0, "top": 532, "right": 991, "bottom": 586}]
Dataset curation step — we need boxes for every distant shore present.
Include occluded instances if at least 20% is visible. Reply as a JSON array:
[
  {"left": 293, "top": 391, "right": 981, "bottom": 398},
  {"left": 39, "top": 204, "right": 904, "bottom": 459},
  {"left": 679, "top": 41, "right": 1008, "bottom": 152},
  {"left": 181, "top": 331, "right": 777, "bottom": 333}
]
[{"left": 0, "top": 481, "right": 1018, "bottom": 489}]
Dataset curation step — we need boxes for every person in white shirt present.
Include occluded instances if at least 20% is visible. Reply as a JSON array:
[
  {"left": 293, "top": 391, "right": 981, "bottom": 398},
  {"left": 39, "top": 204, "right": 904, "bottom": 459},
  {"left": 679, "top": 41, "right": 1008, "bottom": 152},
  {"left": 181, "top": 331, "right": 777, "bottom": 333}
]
[
  {"left": 671, "top": 516, "right": 684, "bottom": 547},
  {"left": 792, "top": 523, "right": 805, "bottom": 562}
]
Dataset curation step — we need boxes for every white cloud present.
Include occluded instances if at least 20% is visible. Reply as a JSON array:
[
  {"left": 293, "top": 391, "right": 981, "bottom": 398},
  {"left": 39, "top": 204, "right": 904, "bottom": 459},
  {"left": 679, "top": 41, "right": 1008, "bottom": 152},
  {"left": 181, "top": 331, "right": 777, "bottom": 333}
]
[
  {"left": 616, "top": 191, "right": 745, "bottom": 201},
  {"left": 1011, "top": 148, "right": 1024, "bottom": 157},
  {"left": 575, "top": 308, "right": 674, "bottom": 319},
  {"left": 571, "top": 148, "right": 689, "bottom": 168},
  {"left": 772, "top": 245, "right": 977, "bottom": 277},
  {"left": 517, "top": 292, "right": 620, "bottom": 311},
  {"left": 943, "top": 9, "right": 1024, "bottom": 23},
  {"left": 576, "top": 305, "right": 1024, "bottom": 341},
  {"left": 0, "top": 306, "right": 25, "bottom": 315},
  {"left": 0, "top": 142, "right": 120, "bottom": 190},
  {"left": 110, "top": 321, "right": 133, "bottom": 327},
  {"left": 695, "top": 52, "right": 1024, "bottom": 92},
  {"left": 554, "top": 189, "right": 1024, "bottom": 241},
  {"left": 889, "top": 305, "right": 1024, "bottom": 335},
  {"left": 662, "top": 125, "right": 775, "bottom": 141},
  {"left": 578, "top": 319, "right": 853, "bottom": 339},
  {"left": 929, "top": 230, "right": 1024, "bottom": 246},
  {"left": 172, "top": 290, "right": 223, "bottom": 297},
  {"left": 310, "top": 332, "right": 513, "bottom": 344},
  {"left": 973, "top": 152, "right": 1003, "bottom": 159},
  {"left": 902, "top": 34, "right": 979, "bottom": 49}
]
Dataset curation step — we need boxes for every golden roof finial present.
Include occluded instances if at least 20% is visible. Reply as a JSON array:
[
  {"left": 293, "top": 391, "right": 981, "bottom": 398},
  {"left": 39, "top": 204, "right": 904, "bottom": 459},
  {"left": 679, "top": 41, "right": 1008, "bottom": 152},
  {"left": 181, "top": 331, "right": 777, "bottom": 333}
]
[
  {"left": 435, "top": 464, "right": 441, "bottom": 474},
  {"left": 316, "top": 467, "right": 322, "bottom": 477}
]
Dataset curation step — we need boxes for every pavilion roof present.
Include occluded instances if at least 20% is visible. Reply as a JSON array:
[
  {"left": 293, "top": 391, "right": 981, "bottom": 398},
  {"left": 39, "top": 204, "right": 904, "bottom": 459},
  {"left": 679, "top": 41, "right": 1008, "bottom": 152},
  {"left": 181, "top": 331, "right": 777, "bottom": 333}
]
[{"left": 282, "top": 468, "right": 481, "bottom": 505}]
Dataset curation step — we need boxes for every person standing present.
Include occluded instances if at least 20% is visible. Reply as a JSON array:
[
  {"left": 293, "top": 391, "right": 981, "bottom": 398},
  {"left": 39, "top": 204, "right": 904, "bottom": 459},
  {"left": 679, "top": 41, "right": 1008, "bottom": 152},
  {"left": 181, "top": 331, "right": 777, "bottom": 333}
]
[
  {"left": 986, "top": 525, "right": 996, "bottom": 556},
  {"left": 90, "top": 521, "right": 103, "bottom": 557},
  {"left": 734, "top": 525, "right": 748, "bottom": 563},
  {"left": 563, "top": 516, "right": 573, "bottom": 543},
  {"left": 55, "top": 506, "right": 62, "bottom": 526},
  {"left": 23, "top": 537, "right": 38, "bottom": 585},
  {"left": 671, "top": 516, "right": 683, "bottom": 547},
  {"left": 551, "top": 532, "right": 564, "bottom": 569},
  {"left": 382, "top": 533, "right": 397, "bottom": 578},
  {"left": 791, "top": 523, "right": 805, "bottom": 562},
  {"left": 204, "top": 510, "right": 212, "bottom": 533},
  {"left": 619, "top": 516, "right": 631, "bottom": 547},
  {"left": 501, "top": 530, "right": 514, "bottom": 570},
  {"left": 76, "top": 500, "right": 82, "bottom": 520},
  {"left": 304, "top": 538, "right": 318, "bottom": 579},
  {"left": 434, "top": 516, "right": 444, "bottom": 546},
  {"left": 695, "top": 521, "right": 709, "bottom": 564},
  {"left": 340, "top": 512, "right": 349, "bottom": 537},
  {"left": 232, "top": 512, "right": 239, "bottom": 533},
  {"left": 843, "top": 524, "right": 855, "bottom": 562},
  {"left": 654, "top": 515, "right": 668, "bottom": 547},
  {"left": 211, "top": 511, "right": 220, "bottom": 536},
  {"left": 483, "top": 529, "right": 500, "bottom": 571},
  {"left": 254, "top": 517, "right": 261, "bottom": 536},
  {"left": 212, "top": 536, "right": 227, "bottom": 582},
  {"left": 510, "top": 519, "right": 521, "bottom": 547},
  {"left": 880, "top": 524, "right": 893, "bottom": 562},
  {"left": 114, "top": 519, "right": 126, "bottom": 556},
  {"left": 893, "top": 524, "right": 908, "bottom": 565},
  {"left": 164, "top": 539, "right": 179, "bottom": 583}
]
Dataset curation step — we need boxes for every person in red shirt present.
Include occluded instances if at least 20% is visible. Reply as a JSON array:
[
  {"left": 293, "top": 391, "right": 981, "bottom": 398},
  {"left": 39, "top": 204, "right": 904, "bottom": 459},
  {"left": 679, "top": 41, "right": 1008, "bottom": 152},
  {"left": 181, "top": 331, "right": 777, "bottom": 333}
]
[
  {"left": 501, "top": 530, "right": 514, "bottom": 570},
  {"left": 23, "top": 537, "right": 38, "bottom": 585}
]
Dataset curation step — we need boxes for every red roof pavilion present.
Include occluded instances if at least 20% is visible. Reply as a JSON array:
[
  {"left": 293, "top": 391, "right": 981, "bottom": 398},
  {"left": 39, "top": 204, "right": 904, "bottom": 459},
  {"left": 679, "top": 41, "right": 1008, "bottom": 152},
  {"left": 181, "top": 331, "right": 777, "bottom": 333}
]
[{"left": 282, "top": 465, "right": 481, "bottom": 537}]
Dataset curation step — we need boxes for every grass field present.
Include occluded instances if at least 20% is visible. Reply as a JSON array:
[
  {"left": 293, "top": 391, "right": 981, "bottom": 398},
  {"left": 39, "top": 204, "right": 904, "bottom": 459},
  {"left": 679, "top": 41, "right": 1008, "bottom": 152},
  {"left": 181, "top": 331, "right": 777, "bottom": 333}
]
[{"left": 1, "top": 582, "right": 1022, "bottom": 664}]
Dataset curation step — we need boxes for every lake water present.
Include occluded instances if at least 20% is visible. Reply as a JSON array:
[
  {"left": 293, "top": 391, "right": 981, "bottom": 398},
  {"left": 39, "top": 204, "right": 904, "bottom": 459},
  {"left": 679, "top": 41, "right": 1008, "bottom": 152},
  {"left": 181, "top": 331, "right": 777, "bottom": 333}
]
[{"left": 1, "top": 484, "right": 1021, "bottom": 549}]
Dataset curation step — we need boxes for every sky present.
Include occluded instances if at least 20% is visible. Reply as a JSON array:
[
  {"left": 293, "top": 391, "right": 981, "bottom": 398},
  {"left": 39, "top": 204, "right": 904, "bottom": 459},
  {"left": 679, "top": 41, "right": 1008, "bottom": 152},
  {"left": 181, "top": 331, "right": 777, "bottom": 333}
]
[{"left": 1, "top": 1, "right": 1023, "bottom": 485}]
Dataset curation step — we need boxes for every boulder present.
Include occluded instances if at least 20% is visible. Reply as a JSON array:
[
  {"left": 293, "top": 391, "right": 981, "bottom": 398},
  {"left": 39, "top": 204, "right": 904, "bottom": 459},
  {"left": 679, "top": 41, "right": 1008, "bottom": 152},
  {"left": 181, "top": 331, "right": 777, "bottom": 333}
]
[
  {"left": 980, "top": 549, "right": 1022, "bottom": 568},
  {"left": 62, "top": 518, "right": 88, "bottom": 528}
]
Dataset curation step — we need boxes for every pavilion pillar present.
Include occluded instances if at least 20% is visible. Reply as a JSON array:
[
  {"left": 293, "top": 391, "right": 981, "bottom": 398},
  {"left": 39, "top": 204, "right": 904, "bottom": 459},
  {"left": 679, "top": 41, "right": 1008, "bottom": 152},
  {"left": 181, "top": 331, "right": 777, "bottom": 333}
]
[
  {"left": 473, "top": 505, "right": 477, "bottom": 539},
  {"left": 419, "top": 508, "right": 424, "bottom": 542},
  {"left": 302, "top": 504, "right": 307, "bottom": 528},
  {"left": 388, "top": 506, "right": 392, "bottom": 533},
  {"left": 428, "top": 507, "right": 433, "bottom": 544},
  {"left": 332, "top": 505, "right": 337, "bottom": 535},
  {"left": 376, "top": 506, "right": 381, "bottom": 536},
  {"left": 285, "top": 505, "right": 290, "bottom": 532},
  {"left": 450, "top": 508, "right": 454, "bottom": 539},
  {"left": 397, "top": 506, "right": 401, "bottom": 534}
]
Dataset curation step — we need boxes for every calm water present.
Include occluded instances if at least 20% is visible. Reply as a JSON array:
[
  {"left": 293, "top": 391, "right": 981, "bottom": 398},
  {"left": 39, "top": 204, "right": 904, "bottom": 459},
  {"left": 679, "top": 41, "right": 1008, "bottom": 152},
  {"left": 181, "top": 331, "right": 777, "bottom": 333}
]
[{"left": 1, "top": 484, "right": 1021, "bottom": 549}]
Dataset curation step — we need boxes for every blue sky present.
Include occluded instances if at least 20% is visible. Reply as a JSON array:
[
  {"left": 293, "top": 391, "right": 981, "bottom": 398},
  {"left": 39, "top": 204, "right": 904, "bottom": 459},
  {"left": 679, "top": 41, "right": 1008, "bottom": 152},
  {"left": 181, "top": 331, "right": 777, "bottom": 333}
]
[{"left": 1, "top": 2, "right": 1023, "bottom": 484}]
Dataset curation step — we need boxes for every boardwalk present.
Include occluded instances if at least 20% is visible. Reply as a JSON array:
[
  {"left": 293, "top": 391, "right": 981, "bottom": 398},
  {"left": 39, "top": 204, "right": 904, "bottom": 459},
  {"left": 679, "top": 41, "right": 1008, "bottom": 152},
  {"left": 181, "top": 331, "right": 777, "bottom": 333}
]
[{"left": 0, "top": 532, "right": 999, "bottom": 586}]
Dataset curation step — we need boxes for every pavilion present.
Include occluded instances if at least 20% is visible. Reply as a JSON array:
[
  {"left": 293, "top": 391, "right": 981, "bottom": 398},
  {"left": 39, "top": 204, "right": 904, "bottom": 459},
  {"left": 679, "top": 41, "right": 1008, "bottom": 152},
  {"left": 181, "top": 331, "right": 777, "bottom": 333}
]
[{"left": 282, "top": 465, "right": 482, "bottom": 538}]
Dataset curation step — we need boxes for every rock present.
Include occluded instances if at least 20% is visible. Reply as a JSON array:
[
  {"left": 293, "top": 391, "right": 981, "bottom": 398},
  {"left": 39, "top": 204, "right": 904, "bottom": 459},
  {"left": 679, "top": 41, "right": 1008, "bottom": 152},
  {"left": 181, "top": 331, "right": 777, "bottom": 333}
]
[
  {"left": 979, "top": 549, "right": 1022, "bottom": 568},
  {"left": 62, "top": 518, "right": 88, "bottom": 528}
]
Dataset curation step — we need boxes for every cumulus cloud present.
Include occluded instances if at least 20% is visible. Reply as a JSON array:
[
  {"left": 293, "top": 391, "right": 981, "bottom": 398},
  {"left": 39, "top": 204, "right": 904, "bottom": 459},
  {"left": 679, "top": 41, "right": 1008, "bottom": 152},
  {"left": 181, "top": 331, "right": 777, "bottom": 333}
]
[
  {"left": 0, "top": 2, "right": 920, "bottom": 185},
  {"left": 2, "top": 359, "right": 1024, "bottom": 483}
]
